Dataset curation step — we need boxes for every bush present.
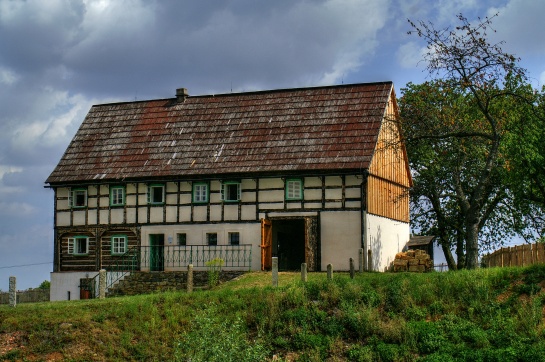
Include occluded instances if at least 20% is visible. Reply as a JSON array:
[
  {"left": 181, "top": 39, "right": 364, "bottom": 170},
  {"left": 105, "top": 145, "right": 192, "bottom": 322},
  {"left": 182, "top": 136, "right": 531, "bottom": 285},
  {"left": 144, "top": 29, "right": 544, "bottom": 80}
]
[
  {"left": 206, "top": 258, "right": 224, "bottom": 288},
  {"left": 175, "top": 304, "right": 269, "bottom": 362}
]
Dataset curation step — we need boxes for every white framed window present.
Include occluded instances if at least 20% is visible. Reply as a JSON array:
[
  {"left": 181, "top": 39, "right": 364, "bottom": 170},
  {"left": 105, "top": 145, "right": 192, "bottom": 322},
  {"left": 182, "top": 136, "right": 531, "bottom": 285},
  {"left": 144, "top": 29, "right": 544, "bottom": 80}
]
[
  {"left": 147, "top": 184, "right": 165, "bottom": 204},
  {"left": 110, "top": 186, "right": 125, "bottom": 206},
  {"left": 68, "top": 236, "right": 89, "bottom": 255},
  {"left": 206, "top": 232, "right": 218, "bottom": 246},
  {"left": 111, "top": 235, "right": 127, "bottom": 255},
  {"left": 70, "top": 188, "right": 88, "bottom": 208},
  {"left": 285, "top": 179, "right": 303, "bottom": 200},
  {"left": 221, "top": 182, "right": 241, "bottom": 202},
  {"left": 193, "top": 183, "right": 209, "bottom": 203},
  {"left": 228, "top": 232, "right": 240, "bottom": 245}
]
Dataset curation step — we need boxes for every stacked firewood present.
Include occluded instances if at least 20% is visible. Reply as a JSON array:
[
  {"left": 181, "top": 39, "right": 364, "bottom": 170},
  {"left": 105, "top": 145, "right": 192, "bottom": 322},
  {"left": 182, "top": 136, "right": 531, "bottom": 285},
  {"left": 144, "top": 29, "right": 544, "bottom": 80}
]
[{"left": 393, "top": 249, "right": 433, "bottom": 272}]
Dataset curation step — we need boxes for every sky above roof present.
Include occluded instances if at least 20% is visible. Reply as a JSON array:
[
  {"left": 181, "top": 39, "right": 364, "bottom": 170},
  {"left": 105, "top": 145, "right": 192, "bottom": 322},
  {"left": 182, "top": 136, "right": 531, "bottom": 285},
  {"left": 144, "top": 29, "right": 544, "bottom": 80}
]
[{"left": 1, "top": 0, "right": 544, "bottom": 290}]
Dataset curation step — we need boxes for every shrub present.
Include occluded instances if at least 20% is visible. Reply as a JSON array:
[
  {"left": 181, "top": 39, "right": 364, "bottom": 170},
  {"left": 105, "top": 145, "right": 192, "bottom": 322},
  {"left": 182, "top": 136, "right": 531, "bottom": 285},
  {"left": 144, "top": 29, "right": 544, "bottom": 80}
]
[
  {"left": 175, "top": 304, "right": 269, "bottom": 362},
  {"left": 205, "top": 258, "right": 224, "bottom": 288}
]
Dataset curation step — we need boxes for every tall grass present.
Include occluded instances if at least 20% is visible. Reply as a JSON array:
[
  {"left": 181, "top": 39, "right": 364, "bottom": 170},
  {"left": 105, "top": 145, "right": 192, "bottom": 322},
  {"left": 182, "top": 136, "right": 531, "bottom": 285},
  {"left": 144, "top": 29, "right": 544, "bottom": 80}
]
[{"left": 1, "top": 266, "right": 544, "bottom": 361}]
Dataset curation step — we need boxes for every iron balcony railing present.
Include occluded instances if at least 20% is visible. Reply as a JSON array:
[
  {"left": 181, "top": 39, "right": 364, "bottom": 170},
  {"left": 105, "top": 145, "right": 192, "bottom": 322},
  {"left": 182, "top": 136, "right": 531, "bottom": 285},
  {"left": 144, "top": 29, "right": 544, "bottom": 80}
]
[{"left": 140, "top": 244, "right": 252, "bottom": 271}]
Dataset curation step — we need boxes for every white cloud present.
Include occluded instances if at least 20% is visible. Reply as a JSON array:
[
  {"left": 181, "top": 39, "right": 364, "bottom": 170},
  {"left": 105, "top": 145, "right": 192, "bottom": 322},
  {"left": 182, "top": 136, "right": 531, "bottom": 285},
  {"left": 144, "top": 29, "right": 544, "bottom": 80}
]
[
  {"left": 396, "top": 41, "right": 426, "bottom": 69},
  {"left": 9, "top": 91, "right": 96, "bottom": 152},
  {"left": 0, "top": 166, "right": 24, "bottom": 195},
  {"left": 488, "top": 0, "right": 545, "bottom": 56},
  {"left": 0, "top": 66, "right": 18, "bottom": 85},
  {"left": 0, "top": 201, "right": 36, "bottom": 217}
]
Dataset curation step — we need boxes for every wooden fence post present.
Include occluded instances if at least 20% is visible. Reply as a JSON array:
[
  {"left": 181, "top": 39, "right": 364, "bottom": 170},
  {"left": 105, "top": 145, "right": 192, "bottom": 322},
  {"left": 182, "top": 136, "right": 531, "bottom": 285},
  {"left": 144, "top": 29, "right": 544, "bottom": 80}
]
[
  {"left": 272, "top": 257, "right": 278, "bottom": 287},
  {"left": 187, "top": 264, "right": 193, "bottom": 293},
  {"left": 359, "top": 249, "right": 364, "bottom": 273},
  {"left": 99, "top": 269, "right": 106, "bottom": 299},
  {"left": 327, "top": 264, "right": 333, "bottom": 280},
  {"left": 301, "top": 263, "right": 307, "bottom": 283},
  {"left": 9, "top": 276, "right": 16, "bottom": 308}
]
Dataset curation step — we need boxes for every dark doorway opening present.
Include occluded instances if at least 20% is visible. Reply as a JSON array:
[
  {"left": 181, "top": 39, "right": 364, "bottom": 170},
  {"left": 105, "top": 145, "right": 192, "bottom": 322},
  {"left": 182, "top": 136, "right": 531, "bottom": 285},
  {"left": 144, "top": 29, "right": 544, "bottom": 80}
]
[
  {"left": 149, "top": 234, "right": 164, "bottom": 271},
  {"left": 273, "top": 219, "right": 306, "bottom": 271}
]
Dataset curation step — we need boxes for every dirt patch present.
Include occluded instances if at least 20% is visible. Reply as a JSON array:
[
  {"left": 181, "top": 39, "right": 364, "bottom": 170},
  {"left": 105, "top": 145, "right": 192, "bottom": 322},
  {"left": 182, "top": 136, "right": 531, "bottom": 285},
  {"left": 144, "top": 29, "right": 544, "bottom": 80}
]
[{"left": 0, "top": 331, "right": 26, "bottom": 356}]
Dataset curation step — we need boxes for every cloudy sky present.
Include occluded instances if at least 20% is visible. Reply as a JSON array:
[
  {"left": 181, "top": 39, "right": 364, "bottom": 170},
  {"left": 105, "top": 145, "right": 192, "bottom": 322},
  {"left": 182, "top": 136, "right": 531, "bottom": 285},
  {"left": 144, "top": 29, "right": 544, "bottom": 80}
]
[{"left": 1, "top": 0, "right": 544, "bottom": 291}]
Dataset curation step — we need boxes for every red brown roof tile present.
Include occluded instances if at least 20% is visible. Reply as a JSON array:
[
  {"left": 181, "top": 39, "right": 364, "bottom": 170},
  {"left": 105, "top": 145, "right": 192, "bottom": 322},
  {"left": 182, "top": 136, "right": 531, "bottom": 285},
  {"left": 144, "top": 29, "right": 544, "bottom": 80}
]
[{"left": 46, "top": 82, "right": 393, "bottom": 184}]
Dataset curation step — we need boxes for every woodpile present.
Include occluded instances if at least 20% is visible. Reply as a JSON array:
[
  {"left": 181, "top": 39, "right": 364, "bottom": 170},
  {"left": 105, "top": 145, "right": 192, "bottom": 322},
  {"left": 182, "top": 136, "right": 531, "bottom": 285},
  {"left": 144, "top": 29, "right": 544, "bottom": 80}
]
[{"left": 393, "top": 249, "right": 433, "bottom": 272}]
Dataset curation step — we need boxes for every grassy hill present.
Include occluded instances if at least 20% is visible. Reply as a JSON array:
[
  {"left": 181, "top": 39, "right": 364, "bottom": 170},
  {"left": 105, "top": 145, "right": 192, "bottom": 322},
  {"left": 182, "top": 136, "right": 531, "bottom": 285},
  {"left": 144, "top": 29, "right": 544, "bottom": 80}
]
[{"left": 1, "top": 266, "right": 545, "bottom": 361}]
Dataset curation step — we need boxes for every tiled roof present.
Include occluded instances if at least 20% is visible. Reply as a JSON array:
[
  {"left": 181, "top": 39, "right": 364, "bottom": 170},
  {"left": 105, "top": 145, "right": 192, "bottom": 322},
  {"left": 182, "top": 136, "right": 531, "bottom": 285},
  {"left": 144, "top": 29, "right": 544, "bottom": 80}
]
[{"left": 46, "top": 82, "right": 393, "bottom": 184}]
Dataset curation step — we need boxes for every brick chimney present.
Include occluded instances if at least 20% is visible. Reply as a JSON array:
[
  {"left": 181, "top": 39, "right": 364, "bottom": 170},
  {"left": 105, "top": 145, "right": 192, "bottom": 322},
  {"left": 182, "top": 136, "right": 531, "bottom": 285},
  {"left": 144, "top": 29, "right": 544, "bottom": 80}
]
[{"left": 176, "top": 88, "right": 188, "bottom": 103}]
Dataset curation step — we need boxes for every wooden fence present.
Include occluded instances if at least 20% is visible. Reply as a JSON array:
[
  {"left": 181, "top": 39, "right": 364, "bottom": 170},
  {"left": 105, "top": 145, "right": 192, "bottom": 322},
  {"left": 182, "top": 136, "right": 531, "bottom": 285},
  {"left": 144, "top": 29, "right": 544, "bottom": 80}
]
[
  {"left": 482, "top": 243, "right": 545, "bottom": 268},
  {"left": 0, "top": 289, "right": 50, "bottom": 305}
]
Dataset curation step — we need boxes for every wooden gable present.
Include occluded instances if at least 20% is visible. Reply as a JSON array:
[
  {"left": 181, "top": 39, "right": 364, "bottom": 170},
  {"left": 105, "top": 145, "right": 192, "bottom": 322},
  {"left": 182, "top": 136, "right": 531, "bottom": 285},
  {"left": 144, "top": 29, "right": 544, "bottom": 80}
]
[{"left": 367, "top": 88, "right": 412, "bottom": 222}]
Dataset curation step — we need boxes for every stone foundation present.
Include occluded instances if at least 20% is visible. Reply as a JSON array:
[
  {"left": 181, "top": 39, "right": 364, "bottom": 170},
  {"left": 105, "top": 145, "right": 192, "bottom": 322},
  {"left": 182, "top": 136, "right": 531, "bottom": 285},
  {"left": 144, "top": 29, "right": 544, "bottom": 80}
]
[{"left": 107, "top": 270, "right": 245, "bottom": 297}]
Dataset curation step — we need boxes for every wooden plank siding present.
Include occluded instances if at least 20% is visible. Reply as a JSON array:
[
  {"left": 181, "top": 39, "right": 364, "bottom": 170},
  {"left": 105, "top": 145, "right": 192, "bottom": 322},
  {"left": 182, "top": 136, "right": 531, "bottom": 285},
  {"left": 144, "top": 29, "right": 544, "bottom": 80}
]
[
  {"left": 366, "top": 176, "right": 409, "bottom": 222},
  {"left": 100, "top": 231, "right": 139, "bottom": 269},
  {"left": 367, "top": 90, "right": 411, "bottom": 222}
]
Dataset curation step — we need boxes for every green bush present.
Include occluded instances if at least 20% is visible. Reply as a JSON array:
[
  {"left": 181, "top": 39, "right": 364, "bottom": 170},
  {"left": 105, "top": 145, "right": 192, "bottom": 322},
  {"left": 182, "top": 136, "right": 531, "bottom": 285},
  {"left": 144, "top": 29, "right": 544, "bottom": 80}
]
[
  {"left": 175, "top": 304, "right": 269, "bottom": 362},
  {"left": 205, "top": 258, "right": 224, "bottom": 288}
]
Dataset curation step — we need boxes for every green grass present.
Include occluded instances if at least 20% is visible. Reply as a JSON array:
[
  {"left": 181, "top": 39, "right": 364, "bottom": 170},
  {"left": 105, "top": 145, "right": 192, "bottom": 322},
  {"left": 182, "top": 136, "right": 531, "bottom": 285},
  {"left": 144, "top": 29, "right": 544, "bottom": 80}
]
[{"left": 1, "top": 266, "right": 545, "bottom": 361}]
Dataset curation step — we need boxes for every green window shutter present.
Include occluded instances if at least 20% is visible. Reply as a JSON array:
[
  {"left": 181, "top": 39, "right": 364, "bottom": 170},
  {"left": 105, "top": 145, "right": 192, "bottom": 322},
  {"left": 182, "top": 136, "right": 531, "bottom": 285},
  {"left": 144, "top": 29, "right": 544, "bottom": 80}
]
[{"left": 222, "top": 182, "right": 241, "bottom": 202}]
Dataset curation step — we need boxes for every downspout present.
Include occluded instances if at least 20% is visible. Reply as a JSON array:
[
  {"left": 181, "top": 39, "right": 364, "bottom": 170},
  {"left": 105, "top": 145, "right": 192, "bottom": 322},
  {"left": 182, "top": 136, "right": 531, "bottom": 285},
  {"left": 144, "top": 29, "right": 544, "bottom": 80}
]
[{"left": 361, "top": 170, "right": 369, "bottom": 271}]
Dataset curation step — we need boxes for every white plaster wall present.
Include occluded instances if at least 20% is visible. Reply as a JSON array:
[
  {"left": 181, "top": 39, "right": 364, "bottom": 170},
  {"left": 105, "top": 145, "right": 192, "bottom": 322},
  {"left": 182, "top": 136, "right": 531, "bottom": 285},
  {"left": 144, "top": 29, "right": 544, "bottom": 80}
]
[
  {"left": 73, "top": 210, "right": 86, "bottom": 225},
  {"left": 320, "top": 211, "right": 362, "bottom": 271},
  {"left": 50, "top": 271, "right": 99, "bottom": 301},
  {"left": 149, "top": 207, "right": 163, "bottom": 223},
  {"left": 57, "top": 212, "right": 70, "bottom": 226},
  {"left": 366, "top": 213, "right": 410, "bottom": 272}
]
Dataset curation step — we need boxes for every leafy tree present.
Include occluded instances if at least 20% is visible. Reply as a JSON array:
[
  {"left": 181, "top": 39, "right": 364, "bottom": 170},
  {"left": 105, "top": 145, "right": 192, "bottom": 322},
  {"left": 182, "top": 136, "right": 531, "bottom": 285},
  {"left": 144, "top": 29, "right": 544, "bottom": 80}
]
[
  {"left": 401, "top": 14, "right": 534, "bottom": 269},
  {"left": 38, "top": 280, "right": 50, "bottom": 290},
  {"left": 502, "top": 85, "right": 545, "bottom": 239}
]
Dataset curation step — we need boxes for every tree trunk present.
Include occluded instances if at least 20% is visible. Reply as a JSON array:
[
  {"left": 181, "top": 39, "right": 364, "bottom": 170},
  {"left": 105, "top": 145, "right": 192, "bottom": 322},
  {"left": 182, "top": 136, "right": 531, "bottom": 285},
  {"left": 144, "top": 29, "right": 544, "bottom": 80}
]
[
  {"left": 465, "top": 219, "right": 480, "bottom": 269},
  {"left": 456, "top": 227, "right": 466, "bottom": 270},
  {"left": 439, "top": 239, "right": 457, "bottom": 271}
]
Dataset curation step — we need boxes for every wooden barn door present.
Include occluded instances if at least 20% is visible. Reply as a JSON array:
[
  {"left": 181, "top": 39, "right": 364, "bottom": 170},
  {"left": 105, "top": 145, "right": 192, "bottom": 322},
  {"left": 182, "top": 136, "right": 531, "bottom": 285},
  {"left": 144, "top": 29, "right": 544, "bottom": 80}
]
[{"left": 260, "top": 218, "right": 272, "bottom": 270}]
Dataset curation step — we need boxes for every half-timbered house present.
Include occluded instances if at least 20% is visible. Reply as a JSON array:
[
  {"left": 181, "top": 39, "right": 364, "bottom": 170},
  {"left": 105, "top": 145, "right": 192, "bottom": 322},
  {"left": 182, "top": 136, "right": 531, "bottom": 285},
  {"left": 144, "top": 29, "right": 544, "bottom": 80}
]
[{"left": 46, "top": 82, "right": 412, "bottom": 300}]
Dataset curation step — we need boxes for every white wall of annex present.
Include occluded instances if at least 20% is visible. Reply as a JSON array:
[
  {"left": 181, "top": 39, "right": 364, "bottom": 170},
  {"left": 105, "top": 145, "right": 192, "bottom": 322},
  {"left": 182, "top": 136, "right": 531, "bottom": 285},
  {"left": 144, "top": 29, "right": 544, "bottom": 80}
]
[
  {"left": 366, "top": 213, "right": 410, "bottom": 272},
  {"left": 50, "top": 271, "right": 99, "bottom": 301},
  {"left": 320, "top": 211, "right": 361, "bottom": 271}
]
